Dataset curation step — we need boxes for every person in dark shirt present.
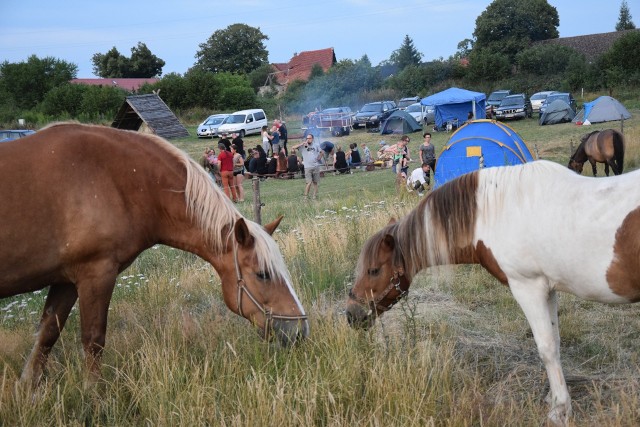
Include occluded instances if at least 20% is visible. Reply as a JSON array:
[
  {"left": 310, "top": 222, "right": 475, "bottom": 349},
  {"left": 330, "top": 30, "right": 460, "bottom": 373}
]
[
  {"left": 254, "top": 145, "right": 268, "bottom": 175},
  {"left": 219, "top": 134, "right": 231, "bottom": 151},
  {"left": 333, "top": 146, "right": 349, "bottom": 174},
  {"left": 348, "top": 143, "right": 361, "bottom": 167},
  {"left": 231, "top": 132, "right": 245, "bottom": 158},
  {"left": 278, "top": 120, "right": 288, "bottom": 155}
]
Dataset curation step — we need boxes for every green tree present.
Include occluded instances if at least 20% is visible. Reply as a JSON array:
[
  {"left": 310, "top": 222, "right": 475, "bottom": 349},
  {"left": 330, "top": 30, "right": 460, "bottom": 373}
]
[
  {"left": 473, "top": 0, "right": 559, "bottom": 60},
  {"left": 598, "top": 30, "right": 640, "bottom": 88},
  {"left": 92, "top": 47, "right": 129, "bottom": 78},
  {"left": 616, "top": 0, "right": 636, "bottom": 31},
  {"left": 516, "top": 44, "right": 585, "bottom": 75},
  {"left": 128, "top": 42, "right": 165, "bottom": 77},
  {"left": 0, "top": 55, "right": 77, "bottom": 110},
  {"left": 39, "top": 83, "right": 87, "bottom": 117},
  {"left": 466, "top": 49, "right": 511, "bottom": 82},
  {"left": 389, "top": 35, "right": 423, "bottom": 70},
  {"left": 195, "top": 24, "right": 269, "bottom": 74},
  {"left": 92, "top": 43, "right": 164, "bottom": 78},
  {"left": 248, "top": 63, "right": 275, "bottom": 91}
]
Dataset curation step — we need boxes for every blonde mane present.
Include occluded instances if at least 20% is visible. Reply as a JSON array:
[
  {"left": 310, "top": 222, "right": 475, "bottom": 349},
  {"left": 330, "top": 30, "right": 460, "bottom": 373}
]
[{"left": 48, "top": 123, "right": 290, "bottom": 282}]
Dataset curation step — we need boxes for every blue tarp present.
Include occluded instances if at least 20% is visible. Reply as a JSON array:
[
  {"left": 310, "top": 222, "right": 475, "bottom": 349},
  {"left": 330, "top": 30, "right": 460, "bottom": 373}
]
[
  {"left": 421, "top": 87, "right": 487, "bottom": 129},
  {"left": 434, "top": 119, "right": 535, "bottom": 188}
]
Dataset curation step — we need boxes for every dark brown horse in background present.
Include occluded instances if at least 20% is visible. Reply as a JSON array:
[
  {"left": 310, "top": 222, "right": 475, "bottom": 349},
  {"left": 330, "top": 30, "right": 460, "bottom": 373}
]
[
  {"left": 568, "top": 129, "right": 625, "bottom": 176},
  {"left": 0, "top": 123, "right": 309, "bottom": 388}
]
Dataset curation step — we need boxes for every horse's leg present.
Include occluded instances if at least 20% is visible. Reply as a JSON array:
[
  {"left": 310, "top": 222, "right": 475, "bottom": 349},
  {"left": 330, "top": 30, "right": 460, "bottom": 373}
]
[
  {"left": 604, "top": 162, "right": 610, "bottom": 177},
  {"left": 75, "top": 262, "right": 118, "bottom": 385},
  {"left": 607, "top": 159, "right": 618, "bottom": 176},
  {"left": 20, "top": 283, "right": 78, "bottom": 388},
  {"left": 589, "top": 159, "right": 597, "bottom": 176},
  {"left": 509, "top": 279, "right": 571, "bottom": 426}
]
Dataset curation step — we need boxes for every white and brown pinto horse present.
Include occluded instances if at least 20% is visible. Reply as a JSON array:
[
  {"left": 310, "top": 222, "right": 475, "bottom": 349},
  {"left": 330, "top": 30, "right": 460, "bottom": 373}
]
[
  {"left": 346, "top": 160, "right": 640, "bottom": 426},
  {"left": 0, "top": 123, "right": 308, "bottom": 387}
]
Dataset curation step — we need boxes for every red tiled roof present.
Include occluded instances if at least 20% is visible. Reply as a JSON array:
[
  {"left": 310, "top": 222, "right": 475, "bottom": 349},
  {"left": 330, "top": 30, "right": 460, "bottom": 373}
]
[
  {"left": 70, "top": 78, "right": 159, "bottom": 92},
  {"left": 272, "top": 48, "right": 336, "bottom": 86}
]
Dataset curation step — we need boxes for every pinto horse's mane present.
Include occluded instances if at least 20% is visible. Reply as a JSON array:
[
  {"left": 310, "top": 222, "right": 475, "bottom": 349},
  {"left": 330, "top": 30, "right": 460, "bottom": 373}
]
[
  {"left": 45, "top": 122, "right": 291, "bottom": 282},
  {"left": 357, "top": 161, "right": 570, "bottom": 277}
]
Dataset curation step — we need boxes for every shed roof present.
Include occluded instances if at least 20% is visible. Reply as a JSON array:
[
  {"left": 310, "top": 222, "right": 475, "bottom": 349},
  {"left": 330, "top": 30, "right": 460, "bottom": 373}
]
[
  {"left": 111, "top": 94, "right": 189, "bottom": 139},
  {"left": 536, "top": 29, "right": 639, "bottom": 62},
  {"left": 272, "top": 48, "right": 336, "bottom": 86}
]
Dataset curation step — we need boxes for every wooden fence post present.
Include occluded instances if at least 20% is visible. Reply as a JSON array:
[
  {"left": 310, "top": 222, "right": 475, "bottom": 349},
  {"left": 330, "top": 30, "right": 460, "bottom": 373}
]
[{"left": 252, "top": 177, "right": 262, "bottom": 225}]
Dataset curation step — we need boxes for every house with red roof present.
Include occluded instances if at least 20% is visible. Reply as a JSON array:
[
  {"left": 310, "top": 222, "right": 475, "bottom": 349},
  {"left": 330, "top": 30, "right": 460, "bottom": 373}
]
[
  {"left": 268, "top": 48, "right": 336, "bottom": 91},
  {"left": 70, "top": 78, "right": 159, "bottom": 92}
]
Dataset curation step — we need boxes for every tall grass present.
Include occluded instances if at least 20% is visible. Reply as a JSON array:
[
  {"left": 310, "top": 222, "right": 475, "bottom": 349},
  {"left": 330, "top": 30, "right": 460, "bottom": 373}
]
[{"left": 1, "top": 112, "right": 640, "bottom": 426}]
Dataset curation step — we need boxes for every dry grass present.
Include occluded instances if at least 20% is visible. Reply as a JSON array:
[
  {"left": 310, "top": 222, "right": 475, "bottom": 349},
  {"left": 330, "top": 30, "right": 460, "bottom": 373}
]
[{"left": 1, "top": 111, "right": 640, "bottom": 426}]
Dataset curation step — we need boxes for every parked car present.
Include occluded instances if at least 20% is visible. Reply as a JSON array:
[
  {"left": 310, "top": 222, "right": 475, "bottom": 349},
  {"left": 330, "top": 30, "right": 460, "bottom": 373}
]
[
  {"left": 539, "top": 92, "right": 577, "bottom": 117},
  {"left": 405, "top": 102, "right": 435, "bottom": 125},
  {"left": 352, "top": 101, "right": 398, "bottom": 128},
  {"left": 494, "top": 94, "right": 532, "bottom": 120},
  {"left": 196, "top": 114, "right": 230, "bottom": 138},
  {"left": 217, "top": 108, "right": 267, "bottom": 137},
  {"left": 530, "top": 91, "right": 555, "bottom": 113},
  {"left": 486, "top": 90, "right": 512, "bottom": 115},
  {"left": 398, "top": 96, "right": 420, "bottom": 110},
  {"left": 0, "top": 129, "right": 36, "bottom": 143}
]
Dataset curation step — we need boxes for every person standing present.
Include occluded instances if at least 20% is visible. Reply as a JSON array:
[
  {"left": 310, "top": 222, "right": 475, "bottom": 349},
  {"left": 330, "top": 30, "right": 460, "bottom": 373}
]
[
  {"left": 292, "top": 134, "right": 322, "bottom": 200},
  {"left": 419, "top": 132, "right": 436, "bottom": 185},
  {"left": 231, "top": 132, "right": 245, "bottom": 159},
  {"left": 361, "top": 142, "right": 372, "bottom": 164},
  {"left": 216, "top": 142, "right": 238, "bottom": 202},
  {"left": 231, "top": 144, "right": 245, "bottom": 202},
  {"left": 268, "top": 124, "right": 281, "bottom": 156},
  {"left": 261, "top": 126, "right": 271, "bottom": 156},
  {"left": 278, "top": 120, "right": 288, "bottom": 155}
]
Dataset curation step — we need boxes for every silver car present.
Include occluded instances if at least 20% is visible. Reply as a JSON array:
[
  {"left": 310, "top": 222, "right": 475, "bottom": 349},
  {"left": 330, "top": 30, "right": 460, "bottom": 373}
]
[
  {"left": 197, "top": 114, "right": 229, "bottom": 138},
  {"left": 405, "top": 102, "right": 435, "bottom": 125},
  {"left": 530, "top": 91, "right": 555, "bottom": 113}
]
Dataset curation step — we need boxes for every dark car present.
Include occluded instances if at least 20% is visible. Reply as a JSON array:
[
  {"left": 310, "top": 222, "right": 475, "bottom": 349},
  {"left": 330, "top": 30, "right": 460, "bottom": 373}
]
[
  {"left": 353, "top": 101, "right": 398, "bottom": 128},
  {"left": 539, "top": 92, "right": 577, "bottom": 117},
  {"left": 494, "top": 94, "right": 532, "bottom": 120},
  {"left": 486, "top": 90, "right": 512, "bottom": 116},
  {"left": 0, "top": 129, "right": 36, "bottom": 143}
]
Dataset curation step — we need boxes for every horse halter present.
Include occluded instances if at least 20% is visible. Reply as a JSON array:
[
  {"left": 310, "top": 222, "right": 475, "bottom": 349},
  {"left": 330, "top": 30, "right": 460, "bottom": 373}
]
[
  {"left": 348, "top": 270, "right": 410, "bottom": 316},
  {"left": 232, "top": 240, "right": 307, "bottom": 340}
]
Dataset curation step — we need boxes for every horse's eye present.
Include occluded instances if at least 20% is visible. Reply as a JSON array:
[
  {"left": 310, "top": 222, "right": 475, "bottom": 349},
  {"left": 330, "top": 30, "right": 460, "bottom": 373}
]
[
  {"left": 367, "top": 268, "right": 380, "bottom": 276},
  {"left": 256, "top": 271, "right": 271, "bottom": 281}
]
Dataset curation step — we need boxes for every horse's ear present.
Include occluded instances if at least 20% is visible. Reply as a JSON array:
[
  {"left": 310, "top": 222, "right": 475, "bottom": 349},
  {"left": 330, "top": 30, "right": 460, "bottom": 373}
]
[
  {"left": 263, "top": 215, "right": 283, "bottom": 236},
  {"left": 381, "top": 234, "right": 395, "bottom": 251},
  {"left": 234, "top": 218, "right": 255, "bottom": 248},
  {"left": 387, "top": 218, "right": 397, "bottom": 225}
]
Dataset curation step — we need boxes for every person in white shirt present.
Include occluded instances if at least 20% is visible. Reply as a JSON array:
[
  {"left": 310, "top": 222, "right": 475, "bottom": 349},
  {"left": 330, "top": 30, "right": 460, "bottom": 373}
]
[{"left": 407, "top": 162, "right": 431, "bottom": 196}]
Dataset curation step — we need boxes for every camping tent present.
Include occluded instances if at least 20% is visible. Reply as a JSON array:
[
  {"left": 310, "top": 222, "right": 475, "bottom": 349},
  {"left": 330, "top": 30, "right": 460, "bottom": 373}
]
[
  {"left": 434, "top": 120, "right": 535, "bottom": 188},
  {"left": 573, "top": 96, "right": 631, "bottom": 124},
  {"left": 539, "top": 100, "right": 575, "bottom": 125},
  {"left": 421, "top": 87, "right": 486, "bottom": 130},
  {"left": 380, "top": 110, "right": 422, "bottom": 134}
]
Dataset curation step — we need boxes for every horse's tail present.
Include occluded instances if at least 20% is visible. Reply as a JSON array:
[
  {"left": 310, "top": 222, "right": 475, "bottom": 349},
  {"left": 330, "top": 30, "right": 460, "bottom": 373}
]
[{"left": 613, "top": 130, "right": 625, "bottom": 174}]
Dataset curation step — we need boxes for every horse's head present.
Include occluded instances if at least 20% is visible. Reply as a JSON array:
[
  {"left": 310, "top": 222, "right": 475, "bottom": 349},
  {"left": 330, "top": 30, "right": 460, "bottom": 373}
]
[
  {"left": 217, "top": 216, "right": 309, "bottom": 346},
  {"left": 567, "top": 158, "right": 584, "bottom": 174},
  {"left": 345, "top": 220, "right": 411, "bottom": 329}
]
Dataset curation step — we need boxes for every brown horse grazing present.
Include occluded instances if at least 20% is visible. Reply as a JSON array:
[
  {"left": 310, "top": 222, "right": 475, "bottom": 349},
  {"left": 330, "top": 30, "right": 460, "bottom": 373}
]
[
  {"left": 568, "top": 128, "right": 625, "bottom": 176},
  {"left": 0, "top": 123, "right": 309, "bottom": 387}
]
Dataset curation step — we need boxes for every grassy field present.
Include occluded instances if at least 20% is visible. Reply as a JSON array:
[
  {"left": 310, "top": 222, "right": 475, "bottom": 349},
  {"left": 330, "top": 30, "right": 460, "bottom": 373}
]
[{"left": 1, "top": 113, "right": 639, "bottom": 426}]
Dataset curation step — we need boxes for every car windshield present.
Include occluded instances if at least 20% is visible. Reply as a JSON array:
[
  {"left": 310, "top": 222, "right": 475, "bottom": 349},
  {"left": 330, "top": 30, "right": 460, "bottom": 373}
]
[
  {"left": 531, "top": 93, "right": 548, "bottom": 101},
  {"left": 204, "top": 116, "right": 227, "bottom": 126},
  {"left": 546, "top": 94, "right": 568, "bottom": 104},
  {"left": 225, "top": 114, "right": 246, "bottom": 124},
  {"left": 322, "top": 108, "right": 342, "bottom": 114},
  {"left": 488, "top": 92, "right": 508, "bottom": 101},
  {"left": 398, "top": 99, "right": 417, "bottom": 108},
  {"left": 406, "top": 104, "right": 422, "bottom": 112},
  {"left": 361, "top": 104, "right": 383, "bottom": 113},
  {"left": 500, "top": 97, "right": 523, "bottom": 106}
]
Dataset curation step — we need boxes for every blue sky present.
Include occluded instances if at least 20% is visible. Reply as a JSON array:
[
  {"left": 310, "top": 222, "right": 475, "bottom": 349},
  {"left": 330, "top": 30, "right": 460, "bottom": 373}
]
[{"left": 0, "top": 0, "right": 633, "bottom": 78}]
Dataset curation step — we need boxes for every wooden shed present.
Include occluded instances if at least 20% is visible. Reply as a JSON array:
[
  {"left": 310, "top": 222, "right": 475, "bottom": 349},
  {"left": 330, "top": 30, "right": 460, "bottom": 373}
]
[{"left": 111, "top": 94, "right": 189, "bottom": 139}]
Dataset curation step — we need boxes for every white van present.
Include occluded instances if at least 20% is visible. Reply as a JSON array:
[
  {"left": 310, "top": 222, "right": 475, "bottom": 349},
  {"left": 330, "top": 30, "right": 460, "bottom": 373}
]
[{"left": 217, "top": 108, "right": 267, "bottom": 137}]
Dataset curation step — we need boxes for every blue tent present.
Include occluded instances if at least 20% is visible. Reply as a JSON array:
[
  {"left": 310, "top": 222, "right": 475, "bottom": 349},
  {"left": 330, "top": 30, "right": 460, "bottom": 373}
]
[
  {"left": 434, "top": 119, "right": 535, "bottom": 188},
  {"left": 421, "top": 87, "right": 487, "bottom": 130}
]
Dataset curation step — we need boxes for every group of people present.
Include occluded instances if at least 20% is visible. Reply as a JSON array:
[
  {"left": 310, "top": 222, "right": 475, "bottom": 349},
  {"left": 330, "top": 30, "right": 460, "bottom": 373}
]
[
  {"left": 333, "top": 143, "right": 363, "bottom": 174},
  {"left": 378, "top": 131, "right": 437, "bottom": 196},
  {"left": 260, "top": 119, "right": 288, "bottom": 157},
  {"left": 201, "top": 132, "right": 247, "bottom": 203}
]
